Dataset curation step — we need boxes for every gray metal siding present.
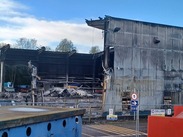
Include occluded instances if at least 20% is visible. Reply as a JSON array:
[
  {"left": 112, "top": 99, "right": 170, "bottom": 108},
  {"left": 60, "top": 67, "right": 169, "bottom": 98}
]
[{"left": 105, "top": 18, "right": 183, "bottom": 111}]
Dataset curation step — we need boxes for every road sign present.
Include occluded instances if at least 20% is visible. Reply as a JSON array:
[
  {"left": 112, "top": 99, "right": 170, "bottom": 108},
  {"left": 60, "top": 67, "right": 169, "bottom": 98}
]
[
  {"left": 131, "top": 100, "right": 138, "bottom": 106},
  {"left": 131, "top": 93, "right": 138, "bottom": 100},
  {"left": 131, "top": 106, "right": 137, "bottom": 111},
  {"left": 131, "top": 100, "right": 138, "bottom": 112}
]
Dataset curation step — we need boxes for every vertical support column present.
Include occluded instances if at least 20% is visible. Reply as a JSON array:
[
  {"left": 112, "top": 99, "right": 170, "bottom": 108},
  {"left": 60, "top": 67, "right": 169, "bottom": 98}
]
[
  {"left": 0, "top": 61, "right": 4, "bottom": 92},
  {"left": 32, "top": 90, "right": 35, "bottom": 106},
  {"left": 92, "top": 57, "right": 96, "bottom": 93},
  {"left": 102, "top": 18, "right": 109, "bottom": 112},
  {"left": 103, "top": 17, "right": 110, "bottom": 70},
  {"left": 66, "top": 55, "right": 69, "bottom": 88}
]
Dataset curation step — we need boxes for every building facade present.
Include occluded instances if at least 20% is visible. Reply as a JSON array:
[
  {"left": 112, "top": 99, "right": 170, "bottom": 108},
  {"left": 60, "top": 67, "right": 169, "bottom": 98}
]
[{"left": 87, "top": 16, "right": 183, "bottom": 112}]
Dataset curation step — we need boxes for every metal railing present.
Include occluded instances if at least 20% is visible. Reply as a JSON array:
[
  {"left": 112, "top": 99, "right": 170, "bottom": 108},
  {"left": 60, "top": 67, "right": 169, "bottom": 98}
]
[{"left": 0, "top": 98, "right": 174, "bottom": 119}]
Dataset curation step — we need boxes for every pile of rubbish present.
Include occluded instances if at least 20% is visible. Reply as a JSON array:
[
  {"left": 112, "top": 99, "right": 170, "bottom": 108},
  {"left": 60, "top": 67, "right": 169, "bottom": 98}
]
[
  {"left": 0, "top": 87, "right": 94, "bottom": 106},
  {"left": 44, "top": 87, "right": 93, "bottom": 98}
]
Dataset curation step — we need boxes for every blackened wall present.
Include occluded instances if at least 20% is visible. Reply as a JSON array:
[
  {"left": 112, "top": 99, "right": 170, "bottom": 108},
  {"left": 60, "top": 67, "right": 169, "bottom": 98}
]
[{"left": 1, "top": 48, "right": 103, "bottom": 87}]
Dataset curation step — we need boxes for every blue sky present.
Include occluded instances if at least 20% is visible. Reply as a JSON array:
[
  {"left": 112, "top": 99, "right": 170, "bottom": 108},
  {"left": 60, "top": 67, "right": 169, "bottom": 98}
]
[{"left": 0, "top": 0, "right": 183, "bottom": 53}]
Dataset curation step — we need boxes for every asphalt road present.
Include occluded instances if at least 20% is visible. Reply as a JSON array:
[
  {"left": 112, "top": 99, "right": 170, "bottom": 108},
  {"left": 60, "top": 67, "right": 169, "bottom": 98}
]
[{"left": 82, "top": 119, "right": 148, "bottom": 137}]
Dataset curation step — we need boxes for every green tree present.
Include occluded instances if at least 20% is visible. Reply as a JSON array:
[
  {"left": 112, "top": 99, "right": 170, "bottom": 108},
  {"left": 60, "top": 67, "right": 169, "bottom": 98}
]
[
  {"left": 56, "top": 38, "right": 76, "bottom": 52},
  {"left": 89, "top": 46, "right": 101, "bottom": 54},
  {"left": 16, "top": 38, "right": 37, "bottom": 49}
]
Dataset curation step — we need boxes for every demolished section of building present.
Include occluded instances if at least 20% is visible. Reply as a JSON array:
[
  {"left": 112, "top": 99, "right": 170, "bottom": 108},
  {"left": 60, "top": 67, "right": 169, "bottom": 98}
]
[{"left": 0, "top": 48, "right": 104, "bottom": 96}]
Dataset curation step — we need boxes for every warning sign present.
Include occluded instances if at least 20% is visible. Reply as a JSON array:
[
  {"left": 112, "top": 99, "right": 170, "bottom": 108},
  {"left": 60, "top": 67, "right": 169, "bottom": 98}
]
[{"left": 131, "top": 93, "right": 138, "bottom": 100}]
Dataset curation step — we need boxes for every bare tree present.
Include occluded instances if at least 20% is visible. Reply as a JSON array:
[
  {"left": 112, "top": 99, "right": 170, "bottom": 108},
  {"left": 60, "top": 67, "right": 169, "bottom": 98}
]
[
  {"left": 16, "top": 38, "right": 37, "bottom": 49},
  {"left": 56, "top": 38, "right": 76, "bottom": 52}
]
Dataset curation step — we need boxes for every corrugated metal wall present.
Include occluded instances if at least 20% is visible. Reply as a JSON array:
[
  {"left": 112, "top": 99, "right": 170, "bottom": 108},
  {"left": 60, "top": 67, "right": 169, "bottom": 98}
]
[{"left": 104, "top": 17, "right": 183, "bottom": 111}]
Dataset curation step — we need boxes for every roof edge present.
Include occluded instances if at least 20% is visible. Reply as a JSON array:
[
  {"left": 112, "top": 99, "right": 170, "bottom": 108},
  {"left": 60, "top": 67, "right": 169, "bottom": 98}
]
[{"left": 86, "top": 15, "right": 183, "bottom": 30}]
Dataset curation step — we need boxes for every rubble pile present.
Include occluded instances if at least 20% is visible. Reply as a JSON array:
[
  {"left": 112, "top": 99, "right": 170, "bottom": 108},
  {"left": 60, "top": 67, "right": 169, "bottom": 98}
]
[
  {"left": 0, "top": 88, "right": 103, "bottom": 118},
  {"left": 44, "top": 87, "right": 93, "bottom": 98},
  {"left": 0, "top": 87, "right": 96, "bottom": 106}
]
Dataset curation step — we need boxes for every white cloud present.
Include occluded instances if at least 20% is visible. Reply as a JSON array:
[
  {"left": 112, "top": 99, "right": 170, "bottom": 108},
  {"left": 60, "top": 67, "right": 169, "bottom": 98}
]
[
  {"left": 0, "top": 0, "right": 28, "bottom": 17},
  {"left": 0, "top": 0, "right": 103, "bottom": 53}
]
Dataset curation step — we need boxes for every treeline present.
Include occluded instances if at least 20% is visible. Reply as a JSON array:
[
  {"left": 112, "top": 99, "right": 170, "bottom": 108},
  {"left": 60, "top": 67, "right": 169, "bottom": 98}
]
[
  {"left": 0, "top": 38, "right": 101, "bottom": 54},
  {"left": 0, "top": 38, "right": 102, "bottom": 87}
]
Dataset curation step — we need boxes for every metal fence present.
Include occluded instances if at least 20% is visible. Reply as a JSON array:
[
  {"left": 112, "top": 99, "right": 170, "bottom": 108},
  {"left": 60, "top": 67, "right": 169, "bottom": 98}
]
[
  {"left": 0, "top": 98, "right": 177, "bottom": 137},
  {"left": 0, "top": 98, "right": 174, "bottom": 119}
]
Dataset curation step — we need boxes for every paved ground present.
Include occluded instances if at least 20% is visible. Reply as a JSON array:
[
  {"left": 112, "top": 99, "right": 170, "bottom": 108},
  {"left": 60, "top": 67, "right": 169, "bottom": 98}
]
[{"left": 82, "top": 119, "right": 148, "bottom": 137}]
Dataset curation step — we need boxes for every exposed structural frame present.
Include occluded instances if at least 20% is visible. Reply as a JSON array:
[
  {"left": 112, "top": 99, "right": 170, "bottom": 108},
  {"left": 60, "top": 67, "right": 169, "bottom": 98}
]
[{"left": 0, "top": 46, "right": 104, "bottom": 93}]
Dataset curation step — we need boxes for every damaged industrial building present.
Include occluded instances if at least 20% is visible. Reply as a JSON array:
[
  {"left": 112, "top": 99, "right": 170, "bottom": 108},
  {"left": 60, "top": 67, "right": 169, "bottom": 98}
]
[
  {"left": 1, "top": 15, "right": 183, "bottom": 115},
  {"left": 86, "top": 16, "right": 183, "bottom": 113},
  {"left": 0, "top": 47, "right": 104, "bottom": 97}
]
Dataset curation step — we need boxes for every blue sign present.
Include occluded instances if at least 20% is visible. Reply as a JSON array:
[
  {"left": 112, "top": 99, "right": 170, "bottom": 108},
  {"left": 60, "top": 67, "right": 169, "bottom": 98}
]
[
  {"left": 131, "top": 100, "right": 138, "bottom": 106},
  {"left": 131, "top": 100, "right": 138, "bottom": 112},
  {"left": 131, "top": 106, "right": 137, "bottom": 111}
]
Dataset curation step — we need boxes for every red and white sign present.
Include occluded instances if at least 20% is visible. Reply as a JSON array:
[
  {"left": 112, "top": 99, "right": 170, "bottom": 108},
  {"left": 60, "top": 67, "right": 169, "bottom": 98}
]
[{"left": 131, "top": 93, "right": 138, "bottom": 100}]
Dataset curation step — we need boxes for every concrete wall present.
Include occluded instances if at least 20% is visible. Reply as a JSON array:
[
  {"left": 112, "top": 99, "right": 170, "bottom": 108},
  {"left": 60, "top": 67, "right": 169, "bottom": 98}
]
[{"left": 104, "top": 17, "right": 183, "bottom": 111}]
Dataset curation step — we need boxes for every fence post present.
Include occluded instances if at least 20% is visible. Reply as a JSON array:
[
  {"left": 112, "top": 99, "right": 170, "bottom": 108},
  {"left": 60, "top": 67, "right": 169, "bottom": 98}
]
[
  {"left": 89, "top": 103, "right": 91, "bottom": 123},
  {"left": 76, "top": 99, "right": 79, "bottom": 108}
]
